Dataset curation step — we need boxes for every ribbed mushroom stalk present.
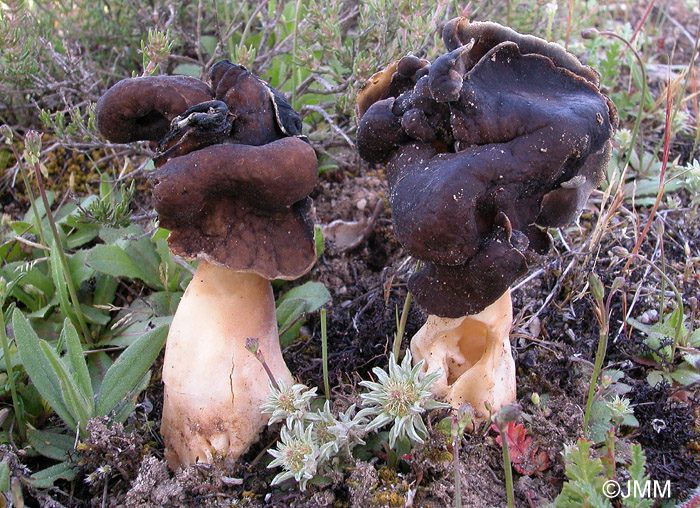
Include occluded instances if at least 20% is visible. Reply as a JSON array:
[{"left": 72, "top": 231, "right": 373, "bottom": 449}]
[
  {"left": 356, "top": 18, "right": 617, "bottom": 420},
  {"left": 97, "top": 61, "right": 318, "bottom": 467}
]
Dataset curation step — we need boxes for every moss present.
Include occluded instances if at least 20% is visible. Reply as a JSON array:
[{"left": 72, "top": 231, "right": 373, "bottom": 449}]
[
  {"left": 370, "top": 491, "right": 405, "bottom": 507},
  {"left": 377, "top": 467, "right": 399, "bottom": 485},
  {"left": 423, "top": 446, "right": 453, "bottom": 464}
]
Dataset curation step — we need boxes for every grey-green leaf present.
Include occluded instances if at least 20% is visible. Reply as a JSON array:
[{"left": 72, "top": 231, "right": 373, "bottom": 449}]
[
  {"left": 61, "top": 318, "right": 93, "bottom": 403},
  {"left": 39, "top": 341, "right": 93, "bottom": 430},
  {"left": 12, "top": 309, "right": 76, "bottom": 429},
  {"left": 26, "top": 428, "right": 75, "bottom": 461},
  {"left": 86, "top": 244, "right": 153, "bottom": 285},
  {"left": 96, "top": 325, "right": 167, "bottom": 417},
  {"left": 27, "top": 461, "right": 78, "bottom": 488}
]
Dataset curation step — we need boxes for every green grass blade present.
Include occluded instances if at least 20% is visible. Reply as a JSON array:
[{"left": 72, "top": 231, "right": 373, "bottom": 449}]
[{"left": 96, "top": 325, "right": 167, "bottom": 416}]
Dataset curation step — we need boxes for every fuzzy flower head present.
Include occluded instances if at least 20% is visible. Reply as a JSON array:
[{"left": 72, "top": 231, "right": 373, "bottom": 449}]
[
  {"left": 308, "top": 401, "right": 368, "bottom": 461},
  {"left": 267, "top": 422, "right": 319, "bottom": 491},
  {"left": 327, "top": 403, "right": 367, "bottom": 456},
  {"left": 261, "top": 379, "right": 318, "bottom": 426},
  {"left": 356, "top": 351, "right": 448, "bottom": 447}
]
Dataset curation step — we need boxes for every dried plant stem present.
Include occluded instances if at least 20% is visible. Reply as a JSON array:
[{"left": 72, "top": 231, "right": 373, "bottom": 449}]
[
  {"left": 32, "top": 162, "right": 93, "bottom": 345},
  {"left": 625, "top": 76, "right": 672, "bottom": 271},
  {"left": 321, "top": 308, "right": 330, "bottom": 401}
]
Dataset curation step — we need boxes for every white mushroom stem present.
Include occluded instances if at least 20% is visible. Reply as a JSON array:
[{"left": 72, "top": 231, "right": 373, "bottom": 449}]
[
  {"left": 161, "top": 260, "right": 294, "bottom": 469},
  {"left": 410, "top": 290, "right": 515, "bottom": 421}
]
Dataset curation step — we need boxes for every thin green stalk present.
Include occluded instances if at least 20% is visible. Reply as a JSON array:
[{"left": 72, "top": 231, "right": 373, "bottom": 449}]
[
  {"left": 0, "top": 308, "right": 26, "bottom": 440},
  {"left": 393, "top": 291, "right": 413, "bottom": 360},
  {"left": 501, "top": 434, "right": 515, "bottom": 508},
  {"left": 453, "top": 430, "right": 462, "bottom": 508},
  {"left": 290, "top": 0, "right": 304, "bottom": 108},
  {"left": 32, "top": 162, "right": 92, "bottom": 345},
  {"left": 583, "top": 299, "right": 608, "bottom": 436},
  {"left": 393, "top": 260, "right": 421, "bottom": 360},
  {"left": 583, "top": 272, "right": 614, "bottom": 436},
  {"left": 321, "top": 308, "right": 330, "bottom": 401},
  {"left": 6, "top": 141, "right": 48, "bottom": 249}
]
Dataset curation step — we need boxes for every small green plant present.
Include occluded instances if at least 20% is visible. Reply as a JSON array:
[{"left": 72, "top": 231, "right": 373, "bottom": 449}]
[
  {"left": 584, "top": 273, "right": 625, "bottom": 436},
  {"left": 356, "top": 351, "right": 449, "bottom": 448},
  {"left": 587, "top": 370, "right": 640, "bottom": 444},
  {"left": 628, "top": 309, "right": 700, "bottom": 387},
  {"left": 553, "top": 440, "right": 653, "bottom": 508},
  {"left": 275, "top": 281, "right": 331, "bottom": 346},
  {"left": 75, "top": 178, "right": 135, "bottom": 228},
  {"left": 13, "top": 312, "right": 167, "bottom": 436},
  {"left": 263, "top": 383, "right": 367, "bottom": 491}
]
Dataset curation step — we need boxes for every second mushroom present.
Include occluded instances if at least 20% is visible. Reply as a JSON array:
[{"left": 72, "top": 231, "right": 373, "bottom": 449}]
[
  {"left": 357, "top": 19, "right": 617, "bottom": 420},
  {"left": 96, "top": 61, "right": 318, "bottom": 467}
]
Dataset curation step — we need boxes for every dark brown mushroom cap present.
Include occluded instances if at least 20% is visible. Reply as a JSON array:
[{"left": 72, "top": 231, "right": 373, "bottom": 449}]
[
  {"left": 152, "top": 137, "right": 318, "bottom": 279},
  {"left": 209, "top": 60, "right": 304, "bottom": 145},
  {"left": 356, "top": 21, "right": 616, "bottom": 318},
  {"left": 442, "top": 17, "right": 600, "bottom": 85},
  {"left": 96, "top": 62, "right": 318, "bottom": 280},
  {"left": 96, "top": 76, "right": 213, "bottom": 143}
]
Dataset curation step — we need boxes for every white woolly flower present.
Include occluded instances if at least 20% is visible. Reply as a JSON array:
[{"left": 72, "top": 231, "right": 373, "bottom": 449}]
[
  {"left": 327, "top": 403, "right": 367, "bottom": 456},
  {"left": 356, "top": 351, "right": 448, "bottom": 447},
  {"left": 267, "top": 422, "right": 320, "bottom": 491},
  {"left": 261, "top": 380, "right": 318, "bottom": 426}
]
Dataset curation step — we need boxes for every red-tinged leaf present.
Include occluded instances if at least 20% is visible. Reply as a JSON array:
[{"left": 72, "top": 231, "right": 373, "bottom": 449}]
[{"left": 494, "top": 421, "right": 551, "bottom": 476}]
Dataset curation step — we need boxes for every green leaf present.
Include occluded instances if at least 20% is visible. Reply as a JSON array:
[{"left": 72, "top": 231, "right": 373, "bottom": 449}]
[
  {"left": 111, "top": 371, "right": 151, "bottom": 424},
  {"left": 80, "top": 303, "right": 110, "bottom": 325},
  {"left": 173, "top": 63, "right": 202, "bottom": 77},
  {"left": 200, "top": 35, "right": 218, "bottom": 57},
  {"left": 12, "top": 309, "right": 76, "bottom": 429},
  {"left": 61, "top": 319, "right": 93, "bottom": 403},
  {"left": 276, "top": 281, "right": 330, "bottom": 345},
  {"left": 0, "top": 460, "right": 8, "bottom": 492},
  {"left": 96, "top": 325, "right": 167, "bottom": 416},
  {"left": 27, "top": 461, "right": 78, "bottom": 488},
  {"left": 39, "top": 341, "right": 93, "bottom": 430},
  {"left": 624, "top": 444, "right": 654, "bottom": 508},
  {"left": 86, "top": 244, "right": 157, "bottom": 287},
  {"left": 669, "top": 368, "right": 700, "bottom": 386},
  {"left": 688, "top": 328, "right": 700, "bottom": 348},
  {"left": 26, "top": 428, "right": 74, "bottom": 461},
  {"left": 646, "top": 370, "right": 671, "bottom": 387},
  {"left": 92, "top": 272, "right": 119, "bottom": 306},
  {"left": 98, "top": 224, "right": 143, "bottom": 246}
]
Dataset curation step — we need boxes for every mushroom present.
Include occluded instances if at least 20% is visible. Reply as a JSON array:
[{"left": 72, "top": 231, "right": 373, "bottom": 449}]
[
  {"left": 356, "top": 19, "right": 616, "bottom": 420},
  {"left": 96, "top": 61, "right": 318, "bottom": 467}
]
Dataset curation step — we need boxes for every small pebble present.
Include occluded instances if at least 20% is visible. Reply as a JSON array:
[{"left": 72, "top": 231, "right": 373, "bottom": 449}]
[{"left": 356, "top": 198, "right": 367, "bottom": 211}]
